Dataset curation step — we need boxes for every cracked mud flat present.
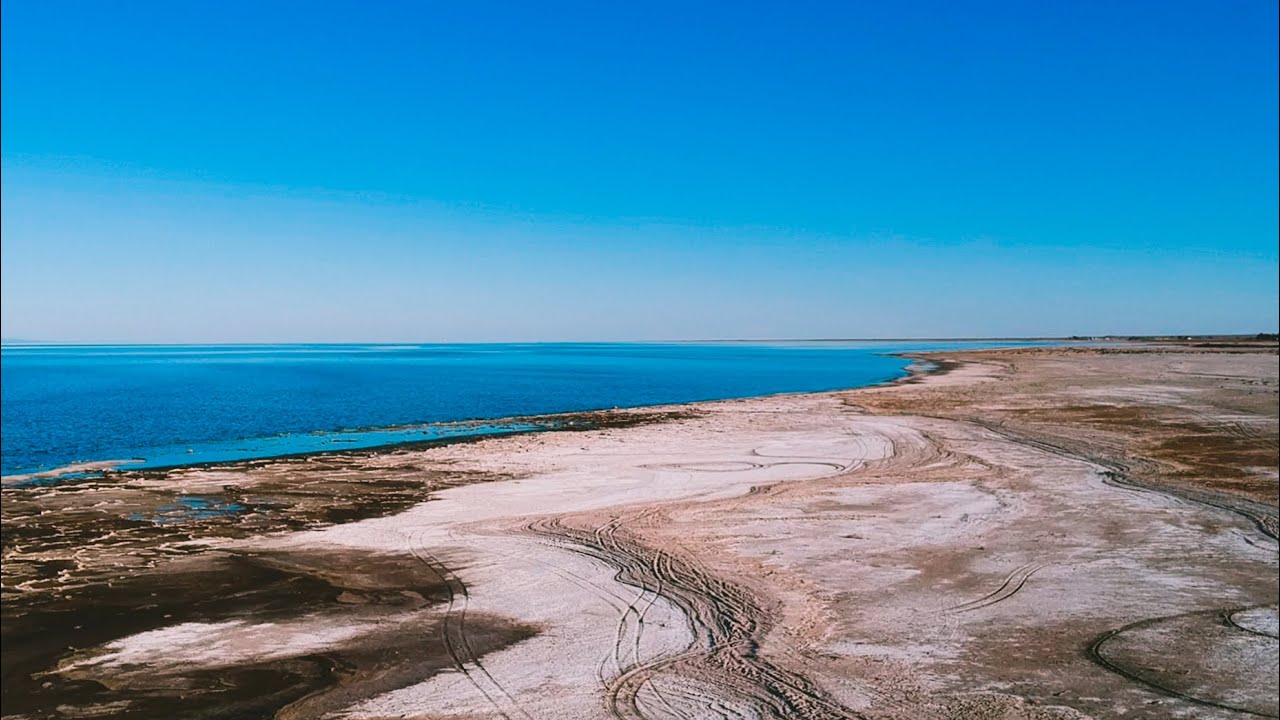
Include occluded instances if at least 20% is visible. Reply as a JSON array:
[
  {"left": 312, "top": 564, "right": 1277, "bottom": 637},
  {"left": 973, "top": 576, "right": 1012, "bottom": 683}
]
[{"left": 2, "top": 344, "right": 1277, "bottom": 719}]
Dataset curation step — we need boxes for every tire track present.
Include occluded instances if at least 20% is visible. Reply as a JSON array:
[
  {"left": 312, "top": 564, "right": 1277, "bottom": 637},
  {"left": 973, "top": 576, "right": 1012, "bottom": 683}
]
[
  {"left": 404, "top": 529, "right": 533, "bottom": 720},
  {"left": 749, "top": 448, "right": 859, "bottom": 473},
  {"left": 518, "top": 515, "right": 665, "bottom": 691},
  {"left": 1087, "top": 608, "right": 1280, "bottom": 718},
  {"left": 1224, "top": 606, "right": 1280, "bottom": 640},
  {"left": 955, "top": 418, "right": 1278, "bottom": 544},
  {"left": 525, "top": 515, "right": 864, "bottom": 720},
  {"left": 942, "top": 563, "right": 1044, "bottom": 614}
]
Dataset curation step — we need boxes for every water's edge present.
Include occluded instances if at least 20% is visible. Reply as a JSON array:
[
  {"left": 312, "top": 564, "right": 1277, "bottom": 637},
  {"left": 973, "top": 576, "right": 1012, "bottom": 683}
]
[{"left": 3, "top": 351, "right": 957, "bottom": 486}]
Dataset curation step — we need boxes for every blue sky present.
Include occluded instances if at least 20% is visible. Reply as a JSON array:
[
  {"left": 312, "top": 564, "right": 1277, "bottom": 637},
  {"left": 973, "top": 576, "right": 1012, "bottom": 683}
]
[{"left": 2, "top": 1, "right": 1276, "bottom": 342}]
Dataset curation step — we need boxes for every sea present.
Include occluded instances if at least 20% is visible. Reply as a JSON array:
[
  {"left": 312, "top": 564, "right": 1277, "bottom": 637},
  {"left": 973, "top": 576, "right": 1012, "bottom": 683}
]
[{"left": 0, "top": 341, "right": 1043, "bottom": 480}]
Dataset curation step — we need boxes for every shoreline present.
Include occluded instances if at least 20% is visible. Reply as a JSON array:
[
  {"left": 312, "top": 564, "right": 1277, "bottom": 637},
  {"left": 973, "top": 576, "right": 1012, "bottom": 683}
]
[
  {"left": 2, "top": 350, "right": 957, "bottom": 486},
  {"left": 3, "top": 342, "right": 1275, "bottom": 719}
]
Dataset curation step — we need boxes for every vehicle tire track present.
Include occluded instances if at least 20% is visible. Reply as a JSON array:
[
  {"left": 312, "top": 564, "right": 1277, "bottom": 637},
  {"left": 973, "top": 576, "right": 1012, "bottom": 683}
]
[
  {"left": 525, "top": 515, "right": 864, "bottom": 720},
  {"left": 404, "top": 529, "right": 533, "bottom": 720},
  {"left": 1224, "top": 606, "right": 1280, "bottom": 640},
  {"left": 1087, "top": 608, "right": 1280, "bottom": 718},
  {"left": 942, "top": 563, "right": 1044, "bottom": 614},
  {"left": 953, "top": 418, "right": 1278, "bottom": 544}
]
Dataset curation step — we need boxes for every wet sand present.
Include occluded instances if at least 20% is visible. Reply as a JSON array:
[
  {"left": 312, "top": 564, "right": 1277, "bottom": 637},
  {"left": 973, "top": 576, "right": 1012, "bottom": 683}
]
[{"left": 2, "top": 342, "right": 1276, "bottom": 719}]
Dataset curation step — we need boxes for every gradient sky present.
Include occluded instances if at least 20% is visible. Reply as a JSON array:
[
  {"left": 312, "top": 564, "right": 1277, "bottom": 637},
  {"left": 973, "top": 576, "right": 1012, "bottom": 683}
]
[{"left": 2, "top": 1, "right": 1277, "bottom": 342}]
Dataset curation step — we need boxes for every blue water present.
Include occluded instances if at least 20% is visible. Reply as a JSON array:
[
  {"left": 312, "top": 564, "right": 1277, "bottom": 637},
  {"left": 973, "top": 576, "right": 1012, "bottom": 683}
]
[{"left": 0, "top": 342, "right": 1040, "bottom": 479}]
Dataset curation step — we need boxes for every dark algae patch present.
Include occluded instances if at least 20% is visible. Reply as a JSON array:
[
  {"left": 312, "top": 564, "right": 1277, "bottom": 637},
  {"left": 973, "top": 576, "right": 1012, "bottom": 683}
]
[
  {"left": 3, "top": 549, "right": 535, "bottom": 719},
  {"left": 0, "top": 470, "right": 400, "bottom": 720},
  {"left": 1, "top": 476, "right": 532, "bottom": 719}
]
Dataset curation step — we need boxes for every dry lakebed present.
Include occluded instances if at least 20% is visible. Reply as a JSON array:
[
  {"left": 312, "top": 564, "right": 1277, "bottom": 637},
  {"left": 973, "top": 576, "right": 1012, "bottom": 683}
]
[{"left": 3, "top": 342, "right": 1277, "bottom": 720}]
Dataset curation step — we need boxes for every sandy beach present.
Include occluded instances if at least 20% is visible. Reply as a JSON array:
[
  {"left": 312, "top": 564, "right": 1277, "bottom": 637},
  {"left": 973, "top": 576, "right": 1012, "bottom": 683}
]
[{"left": 3, "top": 342, "right": 1277, "bottom": 720}]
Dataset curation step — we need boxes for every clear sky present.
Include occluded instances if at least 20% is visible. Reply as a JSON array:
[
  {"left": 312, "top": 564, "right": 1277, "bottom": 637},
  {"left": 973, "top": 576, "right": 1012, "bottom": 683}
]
[{"left": 2, "top": 1, "right": 1276, "bottom": 342}]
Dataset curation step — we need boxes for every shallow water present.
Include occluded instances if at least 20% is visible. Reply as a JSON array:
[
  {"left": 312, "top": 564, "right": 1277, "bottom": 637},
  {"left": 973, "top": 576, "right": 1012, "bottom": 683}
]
[{"left": 1, "top": 341, "right": 1040, "bottom": 478}]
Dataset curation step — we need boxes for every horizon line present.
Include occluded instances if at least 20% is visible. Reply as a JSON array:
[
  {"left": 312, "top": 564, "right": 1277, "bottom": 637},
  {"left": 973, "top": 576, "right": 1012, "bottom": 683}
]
[{"left": 3, "top": 333, "right": 1276, "bottom": 348}]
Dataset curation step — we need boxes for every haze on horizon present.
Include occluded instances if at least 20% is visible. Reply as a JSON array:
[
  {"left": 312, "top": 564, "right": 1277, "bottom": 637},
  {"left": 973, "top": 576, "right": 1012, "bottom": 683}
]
[{"left": 2, "top": 1, "right": 1277, "bottom": 344}]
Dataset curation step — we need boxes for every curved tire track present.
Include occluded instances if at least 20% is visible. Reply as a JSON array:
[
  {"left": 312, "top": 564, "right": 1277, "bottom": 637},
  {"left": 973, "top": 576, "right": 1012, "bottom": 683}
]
[
  {"left": 1087, "top": 607, "right": 1280, "bottom": 718},
  {"left": 942, "top": 563, "right": 1044, "bottom": 615},
  {"left": 525, "top": 515, "right": 863, "bottom": 720},
  {"left": 404, "top": 529, "right": 533, "bottom": 720}
]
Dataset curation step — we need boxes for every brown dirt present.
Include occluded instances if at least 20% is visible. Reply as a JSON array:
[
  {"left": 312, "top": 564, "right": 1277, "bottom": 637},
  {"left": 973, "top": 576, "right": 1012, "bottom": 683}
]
[{"left": 855, "top": 345, "right": 1278, "bottom": 524}]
